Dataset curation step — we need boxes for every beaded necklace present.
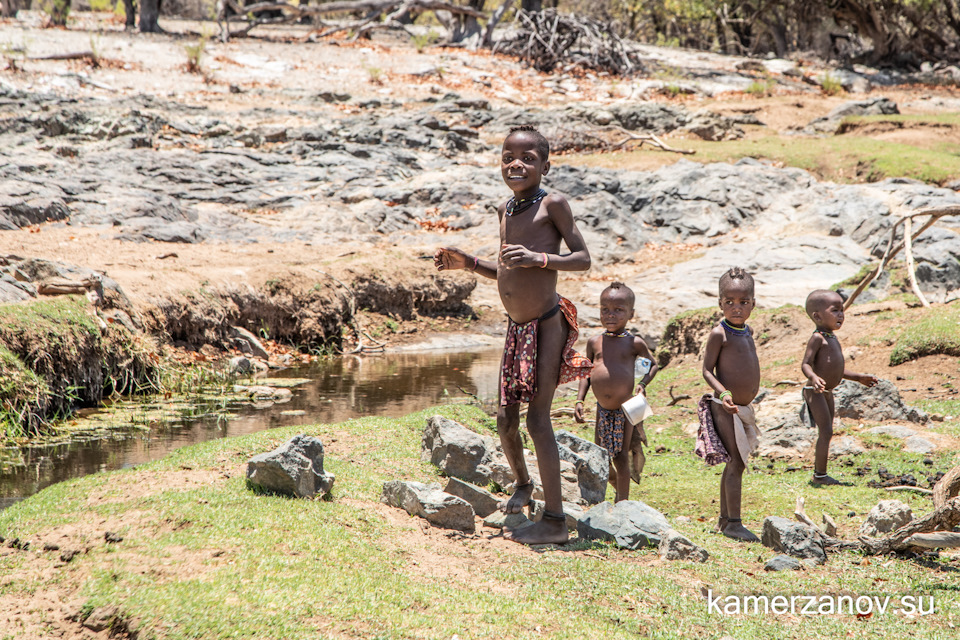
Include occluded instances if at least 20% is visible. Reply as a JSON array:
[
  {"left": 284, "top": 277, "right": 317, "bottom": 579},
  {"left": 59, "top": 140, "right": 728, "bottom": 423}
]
[
  {"left": 720, "top": 318, "right": 748, "bottom": 335},
  {"left": 505, "top": 188, "right": 547, "bottom": 216},
  {"left": 816, "top": 329, "right": 836, "bottom": 339},
  {"left": 603, "top": 330, "right": 631, "bottom": 338}
]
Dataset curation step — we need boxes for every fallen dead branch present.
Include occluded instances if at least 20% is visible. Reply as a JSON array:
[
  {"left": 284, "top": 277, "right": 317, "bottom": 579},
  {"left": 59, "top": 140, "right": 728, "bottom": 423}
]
[
  {"left": 933, "top": 464, "right": 960, "bottom": 508},
  {"left": 884, "top": 485, "right": 933, "bottom": 495},
  {"left": 860, "top": 495, "right": 960, "bottom": 555},
  {"left": 844, "top": 205, "right": 960, "bottom": 309},
  {"left": 610, "top": 127, "right": 695, "bottom": 155},
  {"left": 665, "top": 385, "right": 691, "bottom": 407},
  {"left": 216, "top": 0, "right": 485, "bottom": 42}
]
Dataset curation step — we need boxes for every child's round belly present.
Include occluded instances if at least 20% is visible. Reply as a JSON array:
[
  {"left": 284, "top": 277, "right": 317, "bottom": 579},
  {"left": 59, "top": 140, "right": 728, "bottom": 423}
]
[{"left": 590, "top": 367, "right": 634, "bottom": 409}]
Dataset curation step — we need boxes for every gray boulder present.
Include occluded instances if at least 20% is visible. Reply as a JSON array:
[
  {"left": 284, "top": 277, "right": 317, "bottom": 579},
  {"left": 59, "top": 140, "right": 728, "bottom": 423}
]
[
  {"left": 382, "top": 481, "right": 476, "bottom": 532},
  {"left": 764, "top": 554, "right": 802, "bottom": 571},
  {"left": 246, "top": 434, "right": 335, "bottom": 498},
  {"left": 859, "top": 500, "right": 912, "bottom": 538},
  {"left": 577, "top": 500, "right": 672, "bottom": 550},
  {"left": 555, "top": 430, "right": 610, "bottom": 504},
  {"left": 421, "top": 415, "right": 497, "bottom": 485},
  {"left": 444, "top": 477, "right": 500, "bottom": 518},
  {"left": 658, "top": 529, "right": 709, "bottom": 562},
  {"left": 834, "top": 379, "right": 928, "bottom": 423},
  {"left": 761, "top": 516, "right": 826, "bottom": 565}
]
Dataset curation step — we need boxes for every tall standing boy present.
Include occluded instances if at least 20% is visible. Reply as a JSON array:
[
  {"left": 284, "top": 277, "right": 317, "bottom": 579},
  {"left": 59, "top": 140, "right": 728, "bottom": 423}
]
[
  {"left": 698, "top": 268, "right": 762, "bottom": 542},
  {"left": 574, "top": 282, "right": 658, "bottom": 502},
  {"left": 434, "top": 125, "right": 592, "bottom": 545},
  {"left": 800, "top": 289, "right": 878, "bottom": 485}
]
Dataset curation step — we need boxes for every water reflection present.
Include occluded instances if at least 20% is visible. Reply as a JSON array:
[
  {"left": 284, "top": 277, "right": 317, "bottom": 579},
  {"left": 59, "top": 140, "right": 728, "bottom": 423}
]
[{"left": 0, "top": 349, "right": 503, "bottom": 510}]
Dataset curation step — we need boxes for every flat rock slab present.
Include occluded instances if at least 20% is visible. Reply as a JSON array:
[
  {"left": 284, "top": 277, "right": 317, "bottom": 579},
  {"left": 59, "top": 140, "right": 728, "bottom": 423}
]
[
  {"left": 444, "top": 477, "right": 500, "bottom": 518},
  {"left": 246, "top": 434, "right": 335, "bottom": 499},
  {"left": 865, "top": 424, "right": 918, "bottom": 439},
  {"left": 577, "top": 500, "right": 672, "bottom": 550},
  {"left": 382, "top": 480, "right": 476, "bottom": 533}
]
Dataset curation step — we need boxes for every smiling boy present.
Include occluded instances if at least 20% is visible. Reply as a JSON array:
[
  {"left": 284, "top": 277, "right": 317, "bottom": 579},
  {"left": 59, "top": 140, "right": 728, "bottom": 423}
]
[{"left": 434, "top": 125, "right": 592, "bottom": 545}]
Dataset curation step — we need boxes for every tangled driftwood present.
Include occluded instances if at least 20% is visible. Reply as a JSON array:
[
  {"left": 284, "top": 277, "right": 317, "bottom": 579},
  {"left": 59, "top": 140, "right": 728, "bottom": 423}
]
[
  {"left": 792, "top": 466, "right": 960, "bottom": 556},
  {"left": 215, "top": 0, "right": 485, "bottom": 41},
  {"left": 493, "top": 9, "right": 644, "bottom": 75},
  {"left": 844, "top": 205, "right": 960, "bottom": 309}
]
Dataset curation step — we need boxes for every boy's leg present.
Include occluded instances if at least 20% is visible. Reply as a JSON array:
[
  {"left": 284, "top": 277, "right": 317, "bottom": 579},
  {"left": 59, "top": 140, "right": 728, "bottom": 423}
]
[
  {"left": 613, "top": 419, "right": 633, "bottom": 502},
  {"left": 497, "top": 402, "right": 533, "bottom": 513},
  {"left": 709, "top": 402, "right": 758, "bottom": 542},
  {"left": 804, "top": 389, "right": 839, "bottom": 485},
  {"left": 505, "top": 310, "right": 569, "bottom": 545}
]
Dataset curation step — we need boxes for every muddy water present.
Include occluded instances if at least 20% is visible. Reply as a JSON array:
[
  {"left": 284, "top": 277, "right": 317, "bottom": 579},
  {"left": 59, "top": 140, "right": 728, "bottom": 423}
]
[{"left": 0, "top": 349, "right": 503, "bottom": 510}]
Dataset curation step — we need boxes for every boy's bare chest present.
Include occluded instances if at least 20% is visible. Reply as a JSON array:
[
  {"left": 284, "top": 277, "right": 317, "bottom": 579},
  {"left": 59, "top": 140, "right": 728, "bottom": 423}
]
[
  {"left": 815, "top": 341, "right": 845, "bottom": 368},
  {"left": 500, "top": 209, "right": 560, "bottom": 248},
  {"left": 719, "top": 335, "right": 758, "bottom": 362},
  {"left": 595, "top": 342, "right": 634, "bottom": 366}
]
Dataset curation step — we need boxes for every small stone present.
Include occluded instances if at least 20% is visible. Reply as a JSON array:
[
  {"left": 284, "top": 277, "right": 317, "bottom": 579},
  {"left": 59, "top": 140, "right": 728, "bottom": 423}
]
[
  {"left": 764, "top": 554, "right": 801, "bottom": 571},
  {"left": 60, "top": 549, "right": 79, "bottom": 563},
  {"left": 104, "top": 532, "right": 123, "bottom": 543}
]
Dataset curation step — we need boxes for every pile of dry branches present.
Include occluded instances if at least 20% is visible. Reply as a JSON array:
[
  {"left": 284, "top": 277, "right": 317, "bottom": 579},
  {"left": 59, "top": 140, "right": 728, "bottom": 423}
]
[{"left": 493, "top": 9, "right": 644, "bottom": 75}]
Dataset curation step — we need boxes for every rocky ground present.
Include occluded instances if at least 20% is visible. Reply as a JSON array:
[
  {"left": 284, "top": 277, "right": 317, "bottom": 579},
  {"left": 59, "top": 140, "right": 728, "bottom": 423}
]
[{"left": 2, "top": 12, "right": 960, "bottom": 355}]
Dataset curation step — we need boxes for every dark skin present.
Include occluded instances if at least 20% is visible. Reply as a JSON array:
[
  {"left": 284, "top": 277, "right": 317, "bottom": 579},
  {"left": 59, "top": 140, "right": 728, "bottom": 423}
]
[
  {"left": 801, "top": 291, "right": 878, "bottom": 485},
  {"left": 574, "top": 288, "right": 657, "bottom": 502},
  {"left": 434, "top": 130, "right": 591, "bottom": 545},
  {"left": 701, "top": 280, "right": 761, "bottom": 542}
]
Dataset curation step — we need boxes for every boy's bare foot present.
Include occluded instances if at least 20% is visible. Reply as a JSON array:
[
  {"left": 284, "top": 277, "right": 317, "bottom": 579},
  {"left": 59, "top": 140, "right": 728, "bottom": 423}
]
[
  {"left": 722, "top": 519, "right": 760, "bottom": 543},
  {"left": 500, "top": 482, "right": 535, "bottom": 514},
  {"left": 504, "top": 510, "right": 568, "bottom": 545},
  {"left": 812, "top": 473, "right": 841, "bottom": 485},
  {"left": 715, "top": 516, "right": 728, "bottom": 533}
]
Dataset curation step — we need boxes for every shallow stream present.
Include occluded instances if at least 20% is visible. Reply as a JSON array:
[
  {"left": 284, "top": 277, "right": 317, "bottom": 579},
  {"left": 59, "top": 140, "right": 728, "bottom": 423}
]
[{"left": 0, "top": 349, "right": 504, "bottom": 509}]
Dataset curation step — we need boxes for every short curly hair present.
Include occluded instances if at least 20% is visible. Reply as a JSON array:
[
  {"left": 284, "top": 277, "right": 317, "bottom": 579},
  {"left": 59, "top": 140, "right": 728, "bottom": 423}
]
[{"left": 506, "top": 125, "right": 550, "bottom": 161}]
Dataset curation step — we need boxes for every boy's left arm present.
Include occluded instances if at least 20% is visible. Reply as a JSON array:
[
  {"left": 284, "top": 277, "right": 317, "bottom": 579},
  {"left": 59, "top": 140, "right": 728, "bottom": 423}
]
[
  {"left": 843, "top": 369, "right": 879, "bottom": 387},
  {"left": 543, "top": 195, "right": 591, "bottom": 271},
  {"left": 634, "top": 337, "right": 658, "bottom": 395}
]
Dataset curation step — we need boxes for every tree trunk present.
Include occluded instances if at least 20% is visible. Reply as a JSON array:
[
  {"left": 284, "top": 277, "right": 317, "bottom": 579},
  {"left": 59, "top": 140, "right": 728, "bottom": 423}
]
[
  {"left": 123, "top": 0, "right": 136, "bottom": 29},
  {"left": 521, "top": 0, "right": 541, "bottom": 11},
  {"left": 449, "top": 0, "right": 483, "bottom": 46},
  {"left": 139, "top": 0, "right": 161, "bottom": 32},
  {"left": 49, "top": 0, "right": 70, "bottom": 26}
]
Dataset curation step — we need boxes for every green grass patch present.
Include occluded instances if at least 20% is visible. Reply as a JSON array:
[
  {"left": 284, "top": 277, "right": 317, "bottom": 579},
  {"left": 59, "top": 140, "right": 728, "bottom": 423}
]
[
  {"left": 0, "top": 296, "right": 159, "bottom": 438},
  {"left": 889, "top": 301, "right": 960, "bottom": 365},
  {"left": 3, "top": 400, "right": 958, "bottom": 639},
  {"left": 568, "top": 133, "right": 960, "bottom": 186}
]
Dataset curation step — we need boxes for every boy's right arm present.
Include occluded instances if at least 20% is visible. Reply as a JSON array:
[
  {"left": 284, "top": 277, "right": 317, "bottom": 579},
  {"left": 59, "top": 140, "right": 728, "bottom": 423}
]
[
  {"left": 800, "top": 334, "right": 826, "bottom": 392},
  {"left": 702, "top": 328, "right": 737, "bottom": 414},
  {"left": 434, "top": 247, "right": 497, "bottom": 280}
]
